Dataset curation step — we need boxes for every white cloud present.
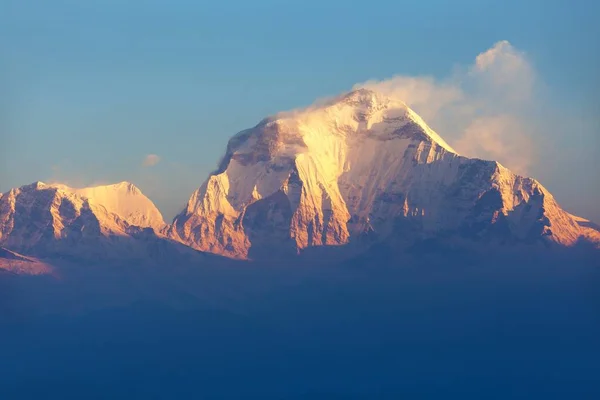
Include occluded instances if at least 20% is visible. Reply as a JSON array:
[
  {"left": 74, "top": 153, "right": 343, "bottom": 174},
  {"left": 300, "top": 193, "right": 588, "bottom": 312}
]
[
  {"left": 142, "top": 154, "right": 161, "bottom": 167},
  {"left": 353, "top": 40, "right": 540, "bottom": 175},
  {"left": 354, "top": 76, "right": 465, "bottom": 123},
  {"left": 454, "top": 115, "right": 534, "bottom": 174}
]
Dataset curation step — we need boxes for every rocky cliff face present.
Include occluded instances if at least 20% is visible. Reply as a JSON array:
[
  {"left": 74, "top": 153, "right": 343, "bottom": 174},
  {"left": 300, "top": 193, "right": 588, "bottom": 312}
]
[{"left": 168, "top": 89, "right": 599, "bottom": 259}]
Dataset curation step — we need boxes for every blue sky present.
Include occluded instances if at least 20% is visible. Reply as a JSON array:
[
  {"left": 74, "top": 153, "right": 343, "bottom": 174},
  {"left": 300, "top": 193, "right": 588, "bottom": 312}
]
[{"left": 1, "top": 0, "right": 599, "bottom": 221}]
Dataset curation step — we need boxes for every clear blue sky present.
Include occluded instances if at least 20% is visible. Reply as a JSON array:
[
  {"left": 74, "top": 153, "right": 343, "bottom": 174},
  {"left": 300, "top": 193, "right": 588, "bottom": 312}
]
[{"left": 1, "top": 0, "right": 599, "bottom": 221}]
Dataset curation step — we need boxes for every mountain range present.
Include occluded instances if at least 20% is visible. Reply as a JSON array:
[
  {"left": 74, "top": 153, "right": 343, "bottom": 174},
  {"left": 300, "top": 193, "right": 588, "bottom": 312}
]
[{"left": 1, "top": 89, "right": 599, "bottom": 272}]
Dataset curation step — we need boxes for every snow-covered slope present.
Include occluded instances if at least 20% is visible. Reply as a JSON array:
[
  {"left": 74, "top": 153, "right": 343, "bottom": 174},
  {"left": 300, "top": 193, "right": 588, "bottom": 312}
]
[
  {"left": 50, "top": 181, "right": 165, "bottom": 230},
  {"left": 0, "top": 181, "right": 168, "bottom": 260},
  {"left": 169, "top": 89, "right": 599, "bottom": 259}
]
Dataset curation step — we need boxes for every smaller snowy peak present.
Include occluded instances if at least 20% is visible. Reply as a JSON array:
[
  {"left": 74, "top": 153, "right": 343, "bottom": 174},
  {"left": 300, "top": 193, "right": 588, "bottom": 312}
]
[
  {"left": 47, "top": 181, "right": 165, "bottom": 230},
  {"left": 0, "top": 181, "right": 173, "bottom": 260},
  {"left": 6, "top": 181, "right": 166, "bottom": 231}
]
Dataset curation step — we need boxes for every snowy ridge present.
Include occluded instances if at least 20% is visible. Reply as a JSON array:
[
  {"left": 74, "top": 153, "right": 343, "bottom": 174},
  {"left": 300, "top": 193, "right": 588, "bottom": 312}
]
[
  {"left": 48, "top": 181, "right": 165, "bottom": 230},
  {"left": 0, "top": 181, "right": 168, "bottom": 259},
  {"left": 169, "top": 89, "right": 598, "bottom": 259}
]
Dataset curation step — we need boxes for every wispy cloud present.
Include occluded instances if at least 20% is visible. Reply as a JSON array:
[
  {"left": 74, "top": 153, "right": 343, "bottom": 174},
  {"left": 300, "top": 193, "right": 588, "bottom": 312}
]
[
  {"left": 353, "top": 40, "right": 541, "bottom": 175},
  {"left": 142, "top": 154, "right": 161, "bottom": 167}
]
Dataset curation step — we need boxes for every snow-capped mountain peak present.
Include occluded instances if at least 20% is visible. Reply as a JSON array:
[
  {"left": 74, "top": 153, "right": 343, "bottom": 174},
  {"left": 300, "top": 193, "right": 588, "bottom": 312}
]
[
  {"left": 271, "top": 88, "right": 456, "bottom": 153},
  {"left": 168, "top": 89, "right": 598, "bottom": 259},
  {"left": 0, "top": 181, "right": 166, "bottom": 258},
  {"left": 45, "top": 181, "right": 165, "bottom": 230},
  {"left": 330, "top": 88, "right": 392, "bottom": 115}
]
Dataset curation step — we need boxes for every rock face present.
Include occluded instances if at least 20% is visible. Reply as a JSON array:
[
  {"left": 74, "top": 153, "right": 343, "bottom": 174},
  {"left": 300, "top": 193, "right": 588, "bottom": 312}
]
[
  {"left": 168, "top": 89, "right": 599, "bottom": 259},
  {"left": 0, "top": 181, "right": 168, "bottom": 260}
]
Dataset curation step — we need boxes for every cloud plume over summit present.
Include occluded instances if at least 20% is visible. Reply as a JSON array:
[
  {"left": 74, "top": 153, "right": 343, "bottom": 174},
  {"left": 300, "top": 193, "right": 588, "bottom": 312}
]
[{"left": 354, "top": 40, "right": 541, "bottom": 175}]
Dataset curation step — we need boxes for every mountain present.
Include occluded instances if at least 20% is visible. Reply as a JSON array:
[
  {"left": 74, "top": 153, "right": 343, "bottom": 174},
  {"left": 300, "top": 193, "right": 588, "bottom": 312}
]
[
  {"left": 1, "top": 89, "right": 598, "bottom": 263},
  {"left": 0, "top": 181, "right": 178, "bottom": 262},
  {"left": 168, "top": 89, "right": 600, "bottom": 259},
  {"left": 49, "top": 181, "right": 165, "bottom": 230}
]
